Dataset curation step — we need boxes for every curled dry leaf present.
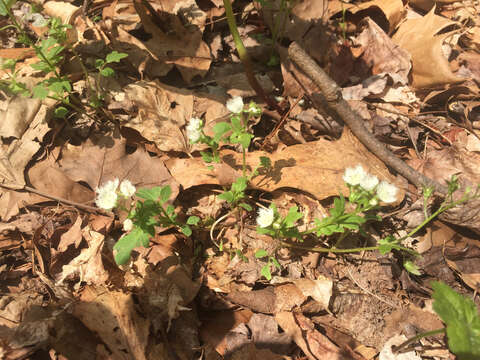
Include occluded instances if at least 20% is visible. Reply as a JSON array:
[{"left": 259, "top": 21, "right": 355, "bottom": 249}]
[{"left": 392, "top": 6, "right": 463, "bottom": 88}]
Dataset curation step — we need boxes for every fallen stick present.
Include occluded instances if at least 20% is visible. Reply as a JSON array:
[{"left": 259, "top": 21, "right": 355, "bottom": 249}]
[{"left": 288, "top": 42, "right": 447, "bottom": 195}]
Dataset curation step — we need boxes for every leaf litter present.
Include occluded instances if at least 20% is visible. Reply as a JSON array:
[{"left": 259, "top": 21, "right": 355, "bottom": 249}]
[{"left": 1, "top": 0, "right": 480, "bottom": 359}]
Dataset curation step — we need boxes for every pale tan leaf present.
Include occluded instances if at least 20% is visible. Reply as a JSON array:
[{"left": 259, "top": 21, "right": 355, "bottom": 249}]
[{"left": 392, "top": 6, "right": 463, "bottom": 88}]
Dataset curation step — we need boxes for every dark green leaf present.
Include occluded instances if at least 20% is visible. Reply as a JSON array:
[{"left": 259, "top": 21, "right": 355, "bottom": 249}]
[
  {"left": 259, "top": 156, "right": 271, "bottom": 168},
  {"left": 1, "top": 58, "right": 16, "bottom": 71},
  {"left": 432, "top": 281, "right": 480, "bottom": 359},
  {"left": 95, "top": 58, "right": 105, "bottom": 69},
  {"left": 256, "top": 227, "right": 275, "bottom": 236},
  {"left": 159, "top": 186, "right": 172, "bottom": 203},
  {"left": 378, "top": 235, "right": 398, "bottom": 255}
]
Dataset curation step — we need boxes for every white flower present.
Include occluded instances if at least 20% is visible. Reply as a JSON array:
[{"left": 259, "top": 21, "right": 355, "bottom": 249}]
[
  {"left": 186, "top": 117, "right": 203, "bottom": 143},
  {"left": 226, "top": 96, "right": 244, "bottom": 114},
  {"left": 120, "top": 179, "right": 136, "bottom": 197},
  {"left": 256, "top": 207, "right": 275, "bottom": 228},
  {"left": 376, "top": 181, "right": 398, "bottom": 203},
  {"left": 360, "top": 174, "right": 379, "bottom": 191},
  {"left": 95, "top": 179, "right": 119, "bottom": 210},
  {"left": 343, "top": 165, "right": 367, "bottom": 186},
  {"left": 123, "top": 219, "right": 133, "bottom": 232}
]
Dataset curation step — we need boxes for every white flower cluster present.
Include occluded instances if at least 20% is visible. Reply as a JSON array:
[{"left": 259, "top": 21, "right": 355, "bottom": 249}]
[
  {"left": 343, "top": 165, "right": 398, "bottom": 203},
  {"left": 95, "top": 178, "right": 136, "bottom": 210},
  {"left": 226, "top": 96, "right": 244, "bottom": 114},
  {"left": 186, "top": 117, "right": 203, "bottom": 144},
  {"left": 256, "top": 207, "right": 275, "bottom": 228}
]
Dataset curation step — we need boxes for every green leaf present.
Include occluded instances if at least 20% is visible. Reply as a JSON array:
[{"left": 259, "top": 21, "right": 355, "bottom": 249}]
[
  {"left": 1, "top": 58, "right": 16, "bottom": 71},
  {"left": 261, "top": 264, "right": 272, "bottom": 280},
  {"left": 255, "top": 249, "right": 268, "bottom": 258},
  {"left": 239, "top": 202, "right": 252, "bottom": 211},
  {"left": 48, "top": 78, "right": 71, "bottom": 94},
  {"left": 256, "top": 227, "right": 275, "bottom": 236},
  {"left": 330, "top": 195, "right": 345, "bottom": 217},
  {"left": 378, "top": 235, "right": 398, "bottom": 255},
  {"left": 284, "top": 206, "right": 303, "bottom": 228},
  {"left": 0, "top": 0, "right": 16, "bottom": 16},
  {"left": 54, "top": 106, "right": 68, "bottom": 118},
  {"left": 46, "top": 45, "right": 64, "bottom": 59},
  {"left": 113, "top": 227, "right": 150, "bottom": 265},
  {"left": 259, "top": 156, "right": 271, "bottom": 168},
  {"left": 105, "top": 50, "right": 128, "bottom": 63},
  {"left": 187, "top": 216, "right": 200, "bottom": 225},
  {"left": 232, "top": 177, "right": 247, "bottom": 193},
  {"left": 213, "top": 122, "right": 231, "bottom": 142},
  {"left": 237, "top": 133, "right": 253, "bottom": 149},
  {"left": 230, "top": 115, "right": 242, "bottom": 131},
  {"left": 100, "top": 67, "right": 115, "bottom": 77},
  {"left": 32, "top": 84, "right": 49, "bottom": 99},
  {"left": 158, "top": 186, "right": 172, "bottom": 203},
  {"left": 180, "top": 225, "right": 192, "bottom": 236},
  {"left": 403, "top": 260, "right": 421, "bottom": 276},
  {"left": 200, "top": 151, "right": 213, "bottom": 163},
  {"left": 40, "top": 37, "right": 56, "bottom": 53},
  {"left": 95, "top": 59, "right": 105, "bottom": 69},
  {"left": 136, "top": 186, "right": 169, "bottom": 201},
  {"left": 165, "top": 204, "right": 175, "bottom": 217},
  {"left": 31, "top": 60, "right": 52, "bottom": 72},
  {"left": 432, "top": 281, "right": 480, "bottom": 359},
  {"left": 270, "top": 257, "right": 281, "bottom": 270},
  {"left": 218, "top": 191, "right": 234, "bottom": 203}
]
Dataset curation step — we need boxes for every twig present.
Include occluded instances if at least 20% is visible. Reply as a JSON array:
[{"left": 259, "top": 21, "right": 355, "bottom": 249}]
[
  {"left": 288, "top": 42, "right": 448, "bottom": 195},
  {"left": 0, "top": 182, "right": 108, "bottom": 214}
]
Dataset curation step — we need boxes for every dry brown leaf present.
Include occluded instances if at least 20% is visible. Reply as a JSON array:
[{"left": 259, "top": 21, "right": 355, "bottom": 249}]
[
  {"left": 118, "top": 80, "right": 228, "bottom": 152},
  {"left": 355, "top": 18, "right": 411, "bottom": 85},
  {"left": 55, "top": 226, "right": 108, "bottom": 285},
  {"left": 132, "top": 0, "right": 210, "bottom": 83},
  {"left": 329, "top": 0, "right": 404, "bottom": 32},
  {"left": 409, "top": 0, "right": 457, "bottom": 12},
  {"left": 392, "top": 6, "right": 463, "bottom": 88},
  {"left": 276, "top": 312, "right": 346, "bottom": 360},
  {"left": 56, "top": 215, "right": 83, "bottom": 253},
  {"left": 167, "top": 128, "right": 404, "bottom": 202},
  {"left": 73, "top": 286, "right": 150, "bottom": 360},
  {"left": 58, "top": 132, "right": 179, "bottom": 194}
]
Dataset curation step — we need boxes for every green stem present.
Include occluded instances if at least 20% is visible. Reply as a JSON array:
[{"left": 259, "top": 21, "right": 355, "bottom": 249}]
[
  {"left": 223, "top": 0, "right": 281, "bottom": 112},
  {"left": 392, "top": 328, "right": 445, "bottom": 354}
]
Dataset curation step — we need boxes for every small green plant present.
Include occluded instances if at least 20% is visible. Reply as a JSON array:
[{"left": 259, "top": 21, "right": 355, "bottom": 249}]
[
  {"left": 94, "top": 178, "right": 199, "bottom": 265},
  {"left": 393, "top": 282, "right": 480, "bottom": 359},
  {"left": 252, "top": 167, "right": 479, "bottom": 279},
  {"left": 0, "top": 0, "right": 127, "bottom": 118},
  {"left": 254, "top": 248, "right": 281, "bottom": 280}
]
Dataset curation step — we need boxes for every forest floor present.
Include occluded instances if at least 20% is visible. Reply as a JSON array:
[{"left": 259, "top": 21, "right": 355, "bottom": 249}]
[{"left": 1, "top": 0, "right": 480, "bottom": 359}]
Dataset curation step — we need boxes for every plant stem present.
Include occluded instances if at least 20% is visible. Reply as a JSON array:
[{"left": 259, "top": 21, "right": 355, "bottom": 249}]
[
  {"left": 223, "top": 0, "right": 281, "bottom": 112},
  {"left": 392, "top": 328, "right": 445, "bottom": 354}
]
